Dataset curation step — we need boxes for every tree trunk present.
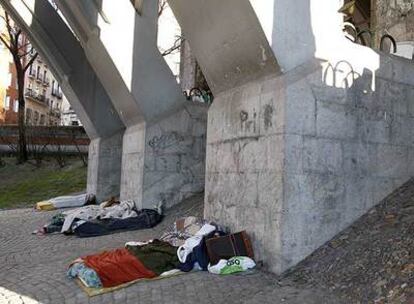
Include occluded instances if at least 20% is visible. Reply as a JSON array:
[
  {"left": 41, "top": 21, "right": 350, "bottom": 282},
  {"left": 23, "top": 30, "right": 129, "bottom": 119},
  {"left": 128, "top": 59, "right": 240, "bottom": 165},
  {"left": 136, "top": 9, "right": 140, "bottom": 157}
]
[{"left": 16, "top": 62, "right": 27, "bottom": 163}]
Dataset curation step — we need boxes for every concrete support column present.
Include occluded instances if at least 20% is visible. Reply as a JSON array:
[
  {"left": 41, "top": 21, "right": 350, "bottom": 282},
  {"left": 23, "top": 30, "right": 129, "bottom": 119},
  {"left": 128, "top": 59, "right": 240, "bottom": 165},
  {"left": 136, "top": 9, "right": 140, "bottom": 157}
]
[
  {"left": 169, "top": 0, "right": 283, "bottom": 271},
  {"left": 0, "top": 0, "right": 126, "bottom": 201},
  {"left": 87, "top": 132, "right": 124, "bottom": 201},
  {"left": 169, "top": 0, "right": 414, "bottom": 274}
]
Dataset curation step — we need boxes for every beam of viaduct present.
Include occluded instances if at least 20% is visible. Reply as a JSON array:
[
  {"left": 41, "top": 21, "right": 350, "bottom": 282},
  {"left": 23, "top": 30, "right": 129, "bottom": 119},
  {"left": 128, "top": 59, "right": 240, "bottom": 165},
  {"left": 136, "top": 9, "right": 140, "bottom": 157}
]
[{"left": 55, "top": 0, "right": 208, "bottom": 209}]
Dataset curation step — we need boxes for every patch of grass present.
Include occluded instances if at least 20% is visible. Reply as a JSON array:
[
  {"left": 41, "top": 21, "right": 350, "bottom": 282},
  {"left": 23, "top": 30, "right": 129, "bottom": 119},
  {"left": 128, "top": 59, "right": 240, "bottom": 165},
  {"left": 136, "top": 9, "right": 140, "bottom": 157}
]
[{"left": 0, "top": 157, "right": 87, "bottom": 209}]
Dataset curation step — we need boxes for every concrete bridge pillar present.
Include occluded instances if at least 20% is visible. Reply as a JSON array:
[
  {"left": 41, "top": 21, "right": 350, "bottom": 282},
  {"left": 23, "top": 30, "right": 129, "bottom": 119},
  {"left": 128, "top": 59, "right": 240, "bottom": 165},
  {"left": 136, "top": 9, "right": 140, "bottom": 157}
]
[
  {"left": 169, "top": 0, "right": 414, "bottom": 273},
  {"left": 0, "top": 0, "right": 125, "bottom": 202},
  {"left": 56, "top": 0, "right": 207, "bottom": 209}
]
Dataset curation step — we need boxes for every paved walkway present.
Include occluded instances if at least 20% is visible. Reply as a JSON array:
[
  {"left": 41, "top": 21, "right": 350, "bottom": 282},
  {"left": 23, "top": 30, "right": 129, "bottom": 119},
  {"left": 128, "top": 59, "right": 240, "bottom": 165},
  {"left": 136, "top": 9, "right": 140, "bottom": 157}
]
[{"left": 0, "top": 197, "right": 341, "bottom": 304}]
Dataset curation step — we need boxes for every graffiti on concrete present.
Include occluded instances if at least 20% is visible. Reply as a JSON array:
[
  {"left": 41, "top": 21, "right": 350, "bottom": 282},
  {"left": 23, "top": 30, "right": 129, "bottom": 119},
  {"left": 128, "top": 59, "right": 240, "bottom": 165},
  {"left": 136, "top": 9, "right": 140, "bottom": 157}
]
[{"left": 148, "top": 132, "right": 185, "bottom": 152}]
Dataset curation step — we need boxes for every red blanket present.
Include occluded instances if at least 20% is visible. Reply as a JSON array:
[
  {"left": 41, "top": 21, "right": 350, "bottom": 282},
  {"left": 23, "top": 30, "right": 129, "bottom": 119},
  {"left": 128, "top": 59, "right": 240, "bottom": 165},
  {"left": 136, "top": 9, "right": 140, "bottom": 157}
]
[{"left": 83, "top": 248, "right": 156, "bottom": 287}]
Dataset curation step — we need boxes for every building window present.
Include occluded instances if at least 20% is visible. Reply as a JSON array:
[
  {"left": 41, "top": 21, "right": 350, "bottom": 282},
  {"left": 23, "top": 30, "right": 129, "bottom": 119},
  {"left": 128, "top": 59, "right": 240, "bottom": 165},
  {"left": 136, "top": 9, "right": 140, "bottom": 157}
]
[
  {"left": 26, "top": 108, "right": 32, "bottom": 125},
  {"left": 34, "top": 111, "right": 39, "bottom": 125},
  {"left": 43, "top": 70, "right": 47, "bottom": 82},
  {"left": 36, "top": 66, "right": 41, "bottom": 79},
  {"left": 29, "top": 45, "right": 35, "bottom": 56},
  {"left": 14, "top": 100, "right": 19, "bottom": 112},
  {"left": 52, "top": 80, "right": 55, "bottom": 95},
  {"left": 29, "top": 64, "right": 36, "bottom": 76},
  {"left": 57, "top": 84, "right": 62, "bottom": 99},
  {"left": 40, "top": 114, "right": 45, "bottom": 126},
  {"left": 4, "top": 96, "right": 10, "bottom": 110}
]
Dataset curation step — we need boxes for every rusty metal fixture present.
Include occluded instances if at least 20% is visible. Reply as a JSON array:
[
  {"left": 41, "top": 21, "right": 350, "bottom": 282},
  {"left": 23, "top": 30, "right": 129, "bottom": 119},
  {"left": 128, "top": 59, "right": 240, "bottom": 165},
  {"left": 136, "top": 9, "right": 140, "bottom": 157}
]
[
  {"left": 356, "top": 29, "right": 373, "bottom": 47},
  {"left": 380, "top": 34, "right": 397, "bottom": 54}
]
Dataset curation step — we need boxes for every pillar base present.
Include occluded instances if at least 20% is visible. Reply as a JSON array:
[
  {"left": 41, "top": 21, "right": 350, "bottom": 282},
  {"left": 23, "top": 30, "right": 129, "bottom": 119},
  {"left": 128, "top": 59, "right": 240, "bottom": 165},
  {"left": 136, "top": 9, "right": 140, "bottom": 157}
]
[{"left": 87, "top": 131, "right": 124, "bottom": 202}]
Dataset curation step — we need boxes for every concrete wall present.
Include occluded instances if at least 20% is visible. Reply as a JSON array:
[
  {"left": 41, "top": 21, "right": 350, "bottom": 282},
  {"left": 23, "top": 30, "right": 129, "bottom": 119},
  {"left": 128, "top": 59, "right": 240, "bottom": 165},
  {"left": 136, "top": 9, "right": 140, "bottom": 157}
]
[
  {"left": 121, "top": 102, "right": 207, "bottom": 209},
  {"left": 374, "top": 0, "right": 414, "bottom": 42},
  {"left": 88, "top": 132, "right": 123, "bottom": 200},
  {"left": 142, "top": 103, "right": 207, "bottom": 208},
  {"left": 280, "top": 54, "right": 414, "bottom": 272},
  {"left": 205, "top": 54, "right": 414, "bottom": 273}
]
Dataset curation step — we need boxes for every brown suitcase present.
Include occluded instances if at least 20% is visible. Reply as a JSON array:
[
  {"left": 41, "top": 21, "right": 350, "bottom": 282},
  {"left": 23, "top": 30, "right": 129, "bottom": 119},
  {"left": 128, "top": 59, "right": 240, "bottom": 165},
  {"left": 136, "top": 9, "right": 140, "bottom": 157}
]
[{"left": 206, "top": 230, "right": 254, "bottom": 265}]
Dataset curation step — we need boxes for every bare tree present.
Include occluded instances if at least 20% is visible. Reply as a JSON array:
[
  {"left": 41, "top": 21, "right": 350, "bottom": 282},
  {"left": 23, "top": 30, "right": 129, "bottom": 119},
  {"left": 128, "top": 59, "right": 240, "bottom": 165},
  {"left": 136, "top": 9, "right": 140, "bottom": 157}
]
[
  {"left": 0, "top": 11, "right": 38, "bottom": 163},
  {"left": 157, "top": 0, "right": 184, "bottom": 57}
]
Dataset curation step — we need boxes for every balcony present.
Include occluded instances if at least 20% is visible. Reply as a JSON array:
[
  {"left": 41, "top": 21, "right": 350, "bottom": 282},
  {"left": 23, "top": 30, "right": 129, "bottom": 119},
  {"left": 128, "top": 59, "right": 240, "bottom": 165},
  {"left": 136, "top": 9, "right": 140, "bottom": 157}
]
[
  {"left": 42, "top": 77, "right": 50, "bottom": 87},
  {"left": 25, "top": 89, "right": 47, "bottom": 105},
  {"left": 49, "top": 109, "right": 61, "bottom": 118},
  {"left": 52, "top": 89, "right": 63, "bottom": 99}
]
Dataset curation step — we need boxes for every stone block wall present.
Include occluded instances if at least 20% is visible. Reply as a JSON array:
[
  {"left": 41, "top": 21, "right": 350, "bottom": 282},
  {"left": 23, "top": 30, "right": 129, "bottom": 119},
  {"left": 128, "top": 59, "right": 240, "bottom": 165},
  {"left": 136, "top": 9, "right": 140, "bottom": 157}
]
[
  {"left": 205, "top": 75, "right": 286, "bottom": 267},
  {"left": 280, "top": 54, "right": 414, "bottom": 271},
  {"left": 205, "top": 53, "right": 414, "bottom": 274},
  {"left": 88, "top": 131, "right": 124, "bottom": 202},
  {"left": 143, "top": 102, "right": 208, "bottom": 208},
  {"left": 121, "top": 102, "right": 208, "bottom": 209},
  {"left": 374, "top": 0, "right": 414, "bottom": 42}
]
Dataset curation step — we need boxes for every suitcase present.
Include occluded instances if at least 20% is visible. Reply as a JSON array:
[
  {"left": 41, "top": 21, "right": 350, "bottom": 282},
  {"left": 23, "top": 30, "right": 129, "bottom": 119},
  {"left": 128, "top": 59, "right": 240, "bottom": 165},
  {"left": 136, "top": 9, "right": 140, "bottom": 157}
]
[{"left": 206, "top": 230, "right": 254, "bottom": 265}]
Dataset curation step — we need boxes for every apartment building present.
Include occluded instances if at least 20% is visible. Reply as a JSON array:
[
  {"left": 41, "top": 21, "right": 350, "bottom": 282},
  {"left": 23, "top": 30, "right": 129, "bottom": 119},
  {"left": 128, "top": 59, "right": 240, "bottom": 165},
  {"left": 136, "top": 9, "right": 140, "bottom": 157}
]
[{"left": 25, "top": 52, "right": 66, "bottom": 126}]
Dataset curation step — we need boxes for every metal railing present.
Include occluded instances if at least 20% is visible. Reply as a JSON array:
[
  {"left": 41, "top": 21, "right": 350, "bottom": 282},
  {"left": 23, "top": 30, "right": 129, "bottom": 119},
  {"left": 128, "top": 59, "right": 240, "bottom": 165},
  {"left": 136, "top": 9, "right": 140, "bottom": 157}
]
[
  {"left": 343, "top": 22, "right": 398, "bottom": 55},
  {"left": 25, "top": 89, "right": 47, "bottom": 104}
]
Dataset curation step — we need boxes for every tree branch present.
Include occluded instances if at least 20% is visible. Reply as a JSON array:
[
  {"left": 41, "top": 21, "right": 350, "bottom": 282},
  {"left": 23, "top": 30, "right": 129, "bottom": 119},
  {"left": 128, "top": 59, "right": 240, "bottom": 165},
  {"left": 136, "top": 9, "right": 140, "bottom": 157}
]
[
  {"left": 18, "top": 45, "right": 35, "bottom": 58},
  {"left": 23, "top": 53, "right": 38, "bottom": 72},
  {"left": 4, "top": 12, "right": 16, "bottom": 48},
  {"left": 161, "top": 36, "right": 183, "bottom": 56},
  {"left": 0, "top": 33, "right": 12, "bottom": 52},
  {"left": 158, "top": 0, "right": 168, "bottom": 17}
]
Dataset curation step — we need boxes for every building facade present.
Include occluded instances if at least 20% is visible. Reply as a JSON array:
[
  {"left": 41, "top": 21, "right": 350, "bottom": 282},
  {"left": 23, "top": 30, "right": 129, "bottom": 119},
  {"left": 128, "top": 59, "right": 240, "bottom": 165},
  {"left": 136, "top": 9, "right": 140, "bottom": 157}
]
[
  {"left": 0, "top": 27, "right": 18, "bottom": 124},
  {"left": 25, "top": 51, "right": 66, "bottom": 126},
  {"left": 61, "top": 98, "right": 82, "bottom": 126},
  {"left": 0, "top": 22, "right": 67, "bottom": 126}
]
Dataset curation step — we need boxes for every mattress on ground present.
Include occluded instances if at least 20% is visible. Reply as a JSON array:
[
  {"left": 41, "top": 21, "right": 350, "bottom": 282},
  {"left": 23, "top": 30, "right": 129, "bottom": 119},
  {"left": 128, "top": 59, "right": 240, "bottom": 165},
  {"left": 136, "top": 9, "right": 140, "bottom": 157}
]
[{"left": 35, "top": 201, "right": 55, "bottom": 211}]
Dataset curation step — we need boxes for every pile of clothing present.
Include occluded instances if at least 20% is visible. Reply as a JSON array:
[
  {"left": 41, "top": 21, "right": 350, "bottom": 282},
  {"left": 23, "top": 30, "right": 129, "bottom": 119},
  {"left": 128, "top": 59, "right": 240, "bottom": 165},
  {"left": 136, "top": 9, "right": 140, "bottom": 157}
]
[
  {"left": 38, "top": 199, "right": 163, "bottom": 237},
  {"left": 35, "top": 193, "right": 96, "bottom": 211},
  {"left": 67, "top": 217, "right": 256, "bottom": 290}
]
